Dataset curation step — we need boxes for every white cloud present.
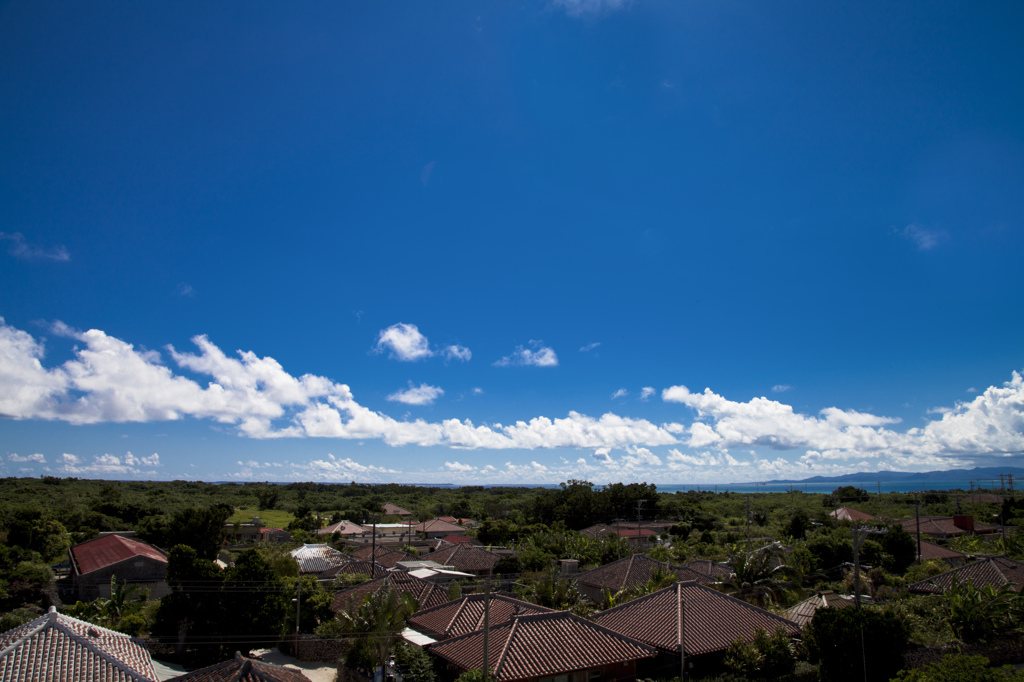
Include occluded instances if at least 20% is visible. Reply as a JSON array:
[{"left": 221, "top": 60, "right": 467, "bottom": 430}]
[
  {"left": 639, "top": 387, "right": 655, "bottom": 401},
  {"left": 8, "top": 453, "right": 45, "bottom": 463},
  {"left": 611, "top": 388, "right": 628, "bottom": 400},
  {"left": 387, "top": 382, "right": 445, "bottom": 406},
  {"left": 374, "top": 323, "right": 433, "bottom": 361},
  {"left": 772, "top": 384, "right": 792, "bottom": 393},
  {"left": 580, "top": 342, "right": 600, "bottom": 352},
  {"left": 899, "top": 223, "right": 942, "bottom": 251},
  {"left": 177, "top": 283, "right": 196, "bottom": 297},
  {"left": 472, "top": 387, "right": 484, "bottom": 395},
  {"left": 444, "top": 345, "right": 471, "bottom": 362},
  {"left": 0, "top": 232, "right": 70, "bottom": 262},
  {"left": 61, "top": 453, "right": 79, "bottom": 464},
  {"left": 52, "top": 451, "right": 161, "bottom": 476},
  {"left": 494, "top": 341, "right": 558, "bottom": 368},
  {"left": 444, "top": 461, "right": 476, "bottom": 472}
]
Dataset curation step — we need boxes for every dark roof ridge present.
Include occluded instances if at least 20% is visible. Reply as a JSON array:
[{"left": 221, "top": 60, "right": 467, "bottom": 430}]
[
  {"left": 679, "top": 581, "right": 800, "bottom": 626},
  {"left": 492, "top": 610, "right": 521, "bottom": 676}
]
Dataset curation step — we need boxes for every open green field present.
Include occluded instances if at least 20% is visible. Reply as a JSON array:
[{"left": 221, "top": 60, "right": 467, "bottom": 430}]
[{"left": 228, "top": 507, "right": 295, "bottom": 528}]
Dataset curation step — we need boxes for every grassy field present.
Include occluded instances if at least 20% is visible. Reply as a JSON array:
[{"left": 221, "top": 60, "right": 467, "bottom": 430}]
[{"left": 228, "top": 507, "right": 295, "bottom": 528}]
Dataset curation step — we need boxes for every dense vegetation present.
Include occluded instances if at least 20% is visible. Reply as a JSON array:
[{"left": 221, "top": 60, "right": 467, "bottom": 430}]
[{"left": 1, "top": 475, "right": 1022, "bottom": 678}]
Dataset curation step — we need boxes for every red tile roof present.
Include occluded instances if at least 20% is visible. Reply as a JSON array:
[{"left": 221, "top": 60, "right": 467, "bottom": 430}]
[
  {"left": 416, "top": 518, "right": 466, "bottom": 534},
  {"left": 430, "top": 611, "right": 656, "bottom": 681},
  {"left": 71, "top": 534, "right": 167, "bottom": 576},
  {"left": 781, "top": 591, "right": 854, "bottom": 628},
  {"left": 441, "top": 535, "right": 474, "bottom": 545},
  {"left": 422, "top": 544, "right": 500, "bottom": 573},
  {"left": 594, "top": 581, "right": 799, "bottom": 656},
  {"left": 383, "top": 503, "right": 413, "bottom": 516},
  {"left": 331, "top": 571, "right": 451, "bottom": 613},
  {"left": 917, "top": 540, "right": 966, "bottom": 563},
  {"left": 828, "top": 507, "right": 875, "bottom": 522},
  {"left": 576, "top": 554, "right": 714, "bottom": 592},
  {"left": 408, "top": 594, "right": 554, "bottom": 641},
  {"left": 317, "top": 519, "right": 368, "bottom": 536},
  {"left": 166, "top": 651, "right": 311, "bottom": 681},
  {"left": 0, "top": 607, "right": 158, "bottom": 681},
  {"left": 908, "top": 557, "right": 1024, "bottom": 594},
  {"left": 678, "top": 560, "right": 733, "bottom": 581},
  {"left": 897, "top": 516, "right": 998, "bottom": 537},
  {"left": 349, "top": 545, "right": 416, "bottom": 568}
]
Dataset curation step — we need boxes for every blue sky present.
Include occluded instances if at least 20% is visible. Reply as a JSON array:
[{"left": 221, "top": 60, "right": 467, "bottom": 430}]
[{"left": 1, "top": 0, "right": 1022, "bottom": 485}]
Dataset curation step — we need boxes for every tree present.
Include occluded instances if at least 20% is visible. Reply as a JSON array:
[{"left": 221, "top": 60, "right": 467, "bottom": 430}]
[
  {"left": 339, "top": 587, "right": 416, "bottom": 673},
  {"left": 804, "top": 607, "right": 910, "bottom": 682},
  {"left": 894, "top": 654, "right": 1024, "bottom": 682},
  {"left": 394, "top": 641, "right": 437, "bottom": 682},
  {"left": 144, "top": 504, "right": 233, "bottom": 560},
  {"left": 221, "top": 549, "right": 288, "bottom": 651},
  {"left": 716, "top": 543, "right": 801, "bottom": 608},
  {"left": 151, "top": 545, "right": 224, "bottom": 657},
  {"left": 784, "top": 509, "right": 811, "bottom": 540},
  {"left": 880, "top": 525, "right": 917, "bottom": 574}
]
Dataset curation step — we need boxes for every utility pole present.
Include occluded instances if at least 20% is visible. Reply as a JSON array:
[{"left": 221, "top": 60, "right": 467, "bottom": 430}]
[
  {"left": 482, "top": 577, "right": 491, "bottom": 682},
  {"left": 915, "top": 493, "right": 922, "bottom": 563},
  {"left": 371, "top": 513, "right": 377, "bottom": 562},
  {"left": 293, "top": 581, "right": 301, "bottom": 638},
  {"left": 636, "top": 500, "right": 646, "bottom": 551},
  {"left": 746, "top": 496, "right": 752, "bottom": 552},
  {"left": 852, "top": 524, "right": 885, "bottom": 682},
  {"left": 677, "top": 583, "right": 686, "bottom": 681}
]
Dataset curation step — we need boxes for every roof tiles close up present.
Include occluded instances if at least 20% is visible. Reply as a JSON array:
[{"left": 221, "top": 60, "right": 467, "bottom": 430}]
[{"left": 593, "top": 581, "right": 800, "bottom": 656}]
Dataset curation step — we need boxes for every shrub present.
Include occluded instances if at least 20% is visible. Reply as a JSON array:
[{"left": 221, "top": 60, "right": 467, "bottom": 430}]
[{"left": 804, "top": 607, "right": 909, "bottom": 682}]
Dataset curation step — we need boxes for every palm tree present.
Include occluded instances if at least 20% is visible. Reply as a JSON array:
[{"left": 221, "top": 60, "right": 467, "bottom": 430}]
[{"left": 716, "top": 543, "right": 801, "bottom": 608}]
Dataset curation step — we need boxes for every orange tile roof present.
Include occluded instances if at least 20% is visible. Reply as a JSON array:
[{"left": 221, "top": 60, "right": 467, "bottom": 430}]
[
  {"left": 0, "top": 607, "right": 158, "bottom": 681},
  {"left": 408, "top": 594, "right": 554, "bottom": 641},
  {"left": 331, "top": 571, "right": 451, "bottom": 613},
  {"left": 316, "top": 520, "right": 367, "bottom": 536},
  {"left": 576, "top": 554, "right": 714, "bottom": 592},
  {"left": 167, "top": 651, "right": 311, "bottom": 681},
  {"left": 908, "top": 557, "right": 1024, "bottom": 594},
  {"left": 430, "top": 611, "right": 656, "bottom": 681},
  {"left": 71, "top": 535, "right": 167, "bottom": 576},
  {"left": 422, "top": 544, "right": 500, "bottom": 573},
  {"left": 383, "top": 503, "right": 413, "bottom": 516},
  {"left": 594, "top": 581, "right": 800, "bottom": 656},
  {"left": 897, "top": 516, "right": 998, "bottom": 537}
]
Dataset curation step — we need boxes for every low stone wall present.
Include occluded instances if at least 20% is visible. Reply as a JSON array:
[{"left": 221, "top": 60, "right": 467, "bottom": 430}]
[{"left": 284, "top": 634, "right": 351, "bottom": 663}]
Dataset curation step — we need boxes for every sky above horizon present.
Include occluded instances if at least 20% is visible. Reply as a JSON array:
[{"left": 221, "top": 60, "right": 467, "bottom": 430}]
[{"left": 1, "top": 0, "right": 1023, "bottom": 485}]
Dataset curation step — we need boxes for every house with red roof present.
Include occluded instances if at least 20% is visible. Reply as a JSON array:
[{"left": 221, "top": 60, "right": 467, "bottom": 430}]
[
  {"left": 422, "top": 543, "right": 503, "bottom": 577},
  {"left": 908, "top": 556, "right": 1024, "bottom": 595},
  {"left": 897, "top": 515, "right": 998, "bottom": 539},
  {"left": 383, "top": 502, "right": 413, "bottom": 517},
  {"left": 593, "top": 581, "right": 800, "bottom": 677},
  {"left": 408, "top": 594, "right": 554, "bottom": 641},
  {"left": 0, "top": 606, "right": 159, "bottom": 682},
  {"left": 429, "top": 611, "right": 656, "bottom": 682},
  {"left": 415, "top": 518, "right": 467, "bottom": 539},
  {"left": 331, "top": 571, "right": 452, "bottom": 614},
  {"left": 574, "top": 554, "right": 714, "bottom": 602},
  {"left": 828, "top": 507, "right": 875, "bottom": 522},
  {"left": 68, "top": 533, "right": 169, "bottom": 601},
  {"left": 316, "top": 519, "right": 368, "bottom": 537},
  {"left": 916, "top": 539, "right": 967, "bottom": 566}
]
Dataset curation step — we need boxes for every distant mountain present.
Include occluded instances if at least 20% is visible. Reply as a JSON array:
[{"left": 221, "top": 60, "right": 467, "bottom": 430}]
[{"left": 757, "top": 466, "right": 1024, "bottom": 486}]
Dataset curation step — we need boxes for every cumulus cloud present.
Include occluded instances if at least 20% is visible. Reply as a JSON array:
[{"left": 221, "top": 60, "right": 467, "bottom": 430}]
[
  {"left": 0, "top": 319, "right": 678, "bottom": 451},
  {"left": 611, "top": 388, "right": 628, "bottom": 400},
  {"left": 387, "top": 382, "right": 444, "bottom": 406},
  {"left": 374, "top": 323, "right": 433, "bottom": 361},
  {"left": 444, "top": 461, "right": 476, "bottom": 472},
  {"left": 8, "top": 453, "right": 46, "bottom": 463},
  {"left": 53, "top": 451, "right": 161, "bottom": 476},
  {"left": 494, "top": 341, "right": 558, "bottom": 368},
  {"left": 444, "top": 345, "right": 471, "bottom": 362},
  {"left": 0, "top": 232, "right": 70, "bottom": 262}
]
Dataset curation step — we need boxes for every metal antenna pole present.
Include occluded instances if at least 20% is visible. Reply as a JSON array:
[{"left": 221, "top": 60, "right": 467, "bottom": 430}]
[{"left": 483, "top": 577, "right": 491, "bottom": 682}]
